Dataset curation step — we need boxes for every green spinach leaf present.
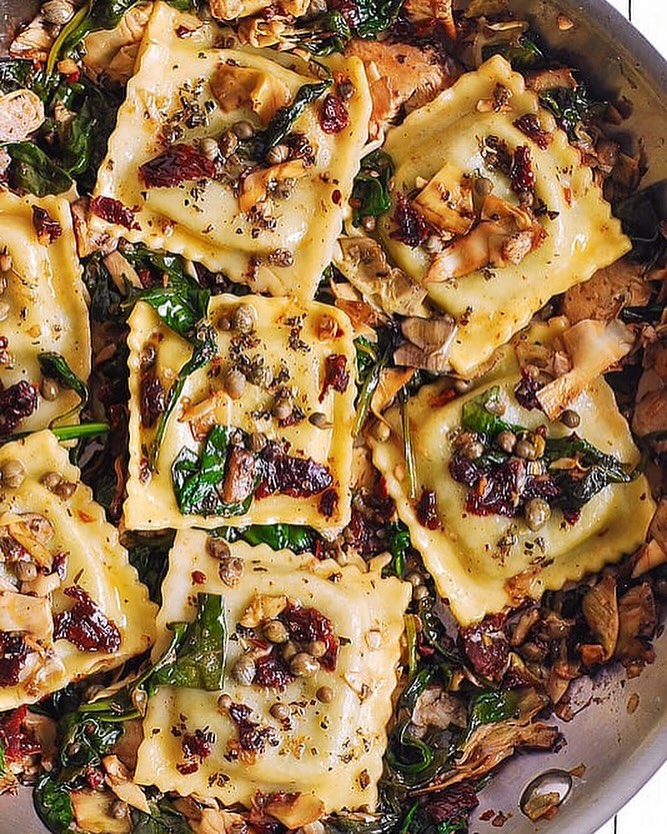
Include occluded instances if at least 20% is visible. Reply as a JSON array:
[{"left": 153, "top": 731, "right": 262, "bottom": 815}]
[
  {"left": 34, "top": 775, "right": 74, "bottom": 833},
  {"left": 150, "top": 320, "right": 217, "bottom": 469},
  {"left": 38, "top": 352, "right": 89, "bottom": 425},
  {"left": 150, "top": 593, "right": 227, "bottom": 691},
  {"left": 539, "top": 83, "right": 605, "bottom": 138},
  {"left": 461, "top": 387, "right": 522, "bottom": 439},
  {"left": 133, "top": 276, "right": 210, "bottom": 339},
  {"left": 466, "top": 689, "right": 522, "bottom": 738},
  {"left": 352, "top": 150, "right": 394, "bottom": 225},
  {"left": 172, "top": 425, "right": 254, "bottom": 517},
  {"left": 4, "top": 142, "right": 72, "bottom": 196},
  {"left": 133, "top": 800, "right": 193, "bottom": 834},
  {"left": 239, "top": 524, "right": 316, "bottom": 553},
  {"left": 251, "top": 80, "right": 330, "bottom": 156}
]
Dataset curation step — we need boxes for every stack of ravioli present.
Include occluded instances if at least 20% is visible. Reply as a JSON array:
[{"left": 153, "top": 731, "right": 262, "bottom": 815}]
[{"left": 0, "top": 0, "right": 657, "bottom": 824}]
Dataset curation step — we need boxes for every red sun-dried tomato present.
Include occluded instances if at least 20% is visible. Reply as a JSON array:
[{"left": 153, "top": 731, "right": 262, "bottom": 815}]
[
  {"left": 139, "top": 370, "right": 166, "bottom": 429},
  {"left": 0, "top": 634, "right": 31, "bottom": 688},
  {"left": 281, "top": 602, "right": 339, "bottom": 671},
  {"left": 391, "top": 194, "right": 432, "bottom": 248},
  {"left": 510, "top": 145, "right": 536, "bottom": 194},
  {"left": 459, "top": 613, "right": 509, "bottom": 681},
  {"left": 416, "top": 488, "right": 440, "bottom": 529},
  {"left": 257, "top": 444, "right": 333, "bottom": 498},
  {"left": 319, "top": 94, "right": 349, "bottom": 134},
  {"left": 514, "top": 114, "right": 552, "bottom": 150},
  {"left": 90, "top": 196, "right": 140, "bottom": 230},
  {"left": 425, "top": 781, "right": 479, "bottom": 825},
  {"left": 139, "top": 143, "right": 216, "bottom": 188},
  {"left": 319, "top": 354, "right": 350, "bottom": 401},
  {"left": 31, "top": 205, "right": 62, "bottom": 244},
  {"left": 228, "top": 702, "right": 278, "bottom": 754},
  {"left": 53, "top": 585, "right": 121, "bottom": 653},
  {"left": 0, "top": 380, "right": 39, "bottom": 437}
]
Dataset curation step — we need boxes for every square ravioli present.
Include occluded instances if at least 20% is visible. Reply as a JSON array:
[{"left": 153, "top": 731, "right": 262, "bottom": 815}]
[
  {"left": 0, "top": 431, "right": 156, "bottom": 710},
  {"left": 369, "top": 325, "right": 654, "bottom": 625},
  {"left": 0, "top": 191, "right": 90, "bottom": 435},
  {"left": 125, "top": 294, "right": 356, "bottom": 531},
  {"left": 134, "top": 533, "right": 411, "bottom": 812},
  {"left": 90, "top": 1, "right": 372, "bottom": 300},
  {"left": 377, "top": 55, "right": 631, "bottom": 375}
]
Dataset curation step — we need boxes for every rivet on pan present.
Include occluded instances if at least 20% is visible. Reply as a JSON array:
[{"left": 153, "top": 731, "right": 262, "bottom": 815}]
[{"left": 520, "top": 769, "right": 573, "bottom": 821}]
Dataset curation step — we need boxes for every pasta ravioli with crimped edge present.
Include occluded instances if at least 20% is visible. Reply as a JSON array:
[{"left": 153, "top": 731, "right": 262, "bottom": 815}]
[
  {"left": 378, "top": 55, "right": 632, "bottom": 375},
  {"left": 0, "top": 191, "right": 90, "bottom": 432},
  {"left": 135, "top": 534, "right": 411, "bottom": 812},
  {"left": 370, "top": 321, "right": 655, "bottom": 625},
  {"left": 125, "top": 294, "right": 357, "bottom": 531},
  {"left": 90, "top": 1, "right": 372, "bottom": 301},
  {"left": 0, "top": 431, "right": 156, "bottom": 710}
]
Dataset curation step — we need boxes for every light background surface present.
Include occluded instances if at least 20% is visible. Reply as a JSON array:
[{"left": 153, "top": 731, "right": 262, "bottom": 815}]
[{"left": 593, "top": 4, "right": 666, "bottom": 833}]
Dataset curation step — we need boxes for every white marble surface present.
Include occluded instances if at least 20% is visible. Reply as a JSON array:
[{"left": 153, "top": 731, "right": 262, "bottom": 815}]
[{"left": 592, "top": 7, "right": 667, "bottom": 834}]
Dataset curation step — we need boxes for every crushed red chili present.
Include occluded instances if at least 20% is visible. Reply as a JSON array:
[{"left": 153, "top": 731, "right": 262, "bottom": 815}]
[
  {"left": 416, "top": 488, "right": 440, "bottom": 529},
  {"left": 514, "top": 114, "right": 552, "bottom": 150},
  {"left": 510, "top": 145, "right": 536, "bottom": 193},
  {"left": 31, "top": 206, "right": 62, "bottom": 244},
  {"left": 228, "top": 702, "right": 278, "bottom": 755}
]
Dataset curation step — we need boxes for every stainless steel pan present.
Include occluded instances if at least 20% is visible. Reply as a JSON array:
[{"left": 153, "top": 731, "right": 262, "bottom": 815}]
[{"left": 0, "top": 1, "right": 664, "bottom": 831}]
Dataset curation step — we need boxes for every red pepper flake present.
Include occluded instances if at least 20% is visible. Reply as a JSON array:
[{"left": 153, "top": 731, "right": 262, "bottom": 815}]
[
  {"left": 332, "top": 188, "right": 342, "bottom": 205},
  {"left": 320, "top": 354, "right": 349, "bottom": 401},
  {"left": 416, "top": 488, "right": 440, "bottom": 529},
  {"left": 83, "top": 767, "right": 105, "bottom": 790},
  {"left": 139, "top": 143, "right": 216, "bottom": 188},
  {"left": 90, "top": 196, "right": 140, "bottom": 230},
  {"left": 319, "top": 94, "right": 349, "bottom": 134},
  {"left": 509, "top": 145, "right": 536, "bottom": 194},
  {"left": 53, "top": 585, "right": 121, "bottom": 653},
  {"left": 227, "top": 702, "right": 278, "bottom": 757},
  {"left": 176, "top": 761, "right": 199, "bottom": 775},
  {"left": 513, "top": 114, "right": 552, "bottom": 150},
  {"left": 192, "top": 570, "right": 207, "bottom": 585},
  {"left": 77, "top": 511, "right": 94, "bottom": 523},
  {"left": 31, "top": 205, "right": 62, "bottom": 244}
]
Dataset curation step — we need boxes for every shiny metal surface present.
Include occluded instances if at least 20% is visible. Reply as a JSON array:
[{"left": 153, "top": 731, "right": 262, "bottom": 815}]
[{"left": 0, "top": 1, "right": 665, "bottom": 832}]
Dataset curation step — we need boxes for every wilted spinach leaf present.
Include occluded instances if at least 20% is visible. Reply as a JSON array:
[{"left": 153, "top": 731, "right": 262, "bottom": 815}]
[
  {"left": 134, "top": 800, "right": 193, "bottom": 834},
  {"left": 133, "top": 275, "right": 210, "bottom": 339},
  {"left": 466, "top": 689, "right": 522, "bottom": 738},
  {"left": 38, "top": 352, "right": 89, "bottom": 424},
  {"left": 352, "top": 150, "right": 394, "bottom": 225},
  {"left": 150, "top": 593, "right": 227, "bottom": 691},
  {"left": 172, "top": 425, "right": 253, "bottom": 517},
  {"left": 461, "top": 387, "right": 522, "bottom": 440},
  {"left": 250, "top": 80, "right": 330, "bottom": 156},
  {"left": 34, "top": 775, "right": 74, "bottom": 833},
  {"left": 239, "top": 523, "right": 316, "bottom": 553},
  {"left": 4, "top": 142, "right": 72, "bottom": 196},
  {"left": 539, "top": 83, "right": 605, "bottom": 138}
]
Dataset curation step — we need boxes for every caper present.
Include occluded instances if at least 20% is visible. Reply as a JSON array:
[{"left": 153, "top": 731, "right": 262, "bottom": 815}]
[
  {"left": 224, "top": 367, "right": 246, "bottom": 400},
  {"left": 309, "top": 412, "right": 332, "bottom": 430},
  {"left": 249, "top": 432, "right": 267, "bottom": 452},
  {"left": 461, "top": 439, "right": 484, "bottom": 460},
  {"left": 413, "top": 585, "right": 429, "bottom": 601},
  {"left": 232, "top": 655, "right": 256, "bottom": 685},
  {"left": 362, "top": 216, "right": 377, "bottom": 232},
  {"left": 217, "top": 693, "right": 233, "bottom": 712},
  {"left": 272, "top": 392, "right": 293, "bottom": 422},
  {"left": 337, "top": 79, "right": 355, "bottom": 100},
  {"left": 54, "top": 480, "right": 77, "bottom": 500},
  {"left": 515, "top": 438, "right": 537, "bottom": 460},
  {"left": 560, "top": 409, "right": 581, "bottom": 428},
  {"left": 496, "top": 430, "right": 517, "bottom": 453},
  {"left": 316, "top": 686, "right": 334, "bottom": 703},
  {"left": 233, "top": 120, "right": 255, "bottom": 140},
  {"left": 218, "top": 556, "right": 244, "bottom": 588},
  {"left": 270, "top": 702, "right": 290, "bottom": 721},
  {"left": 290, "top": 652, "right": 320, "bottom": 677},
  {"left": 453, "top": 378, "right": 473, "bottom": 394},
  {"left": 41, "top": 471, "right": 62, "bottom": 491},
  {"left": 199, "top": 137, "right": 220, "bottom": 160},
  {"left": 263, "top": 619, "right": 289, "bottom": 644},
  {"left": 524, "top": 497, "right": 551, "bottom": 531},
  {"left": 40, "top": 377, "right": 60, "bottom": 401},
  {"left": 0, "top": 459, "right": 26, "bottom": 489},
  {"left": 306, "top": 640, "right": 327, "bottom": 658},
  {"left": 231, "top": 303, "right": 256, "bottom": 334},
  {"left": 282, "top": 641, "right": 299, "bottom": 662},
  {"left": 219, "top": 130, "right": 239, "bottom": 157},
  {"left": 111, "top": 800, "right": 128, "bottom": 820},
  {"left": 207, "top": 536, "right": 230, "bottom": 560},
  {"left": 405, "top": 571, "right": 424, "bottom": 588},
  {"left": 266, "top": 144, "right": 289, "bottom": 166}
]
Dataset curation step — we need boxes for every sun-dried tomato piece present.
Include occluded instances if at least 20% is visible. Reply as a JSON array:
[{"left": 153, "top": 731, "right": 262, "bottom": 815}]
[
  {"left": 319, "top": 488, "right": 339, "bottom": 519},
  {"left": 426, "top": 781, "right": 479, "bottom": 825},
  {"left": 139, "top": 143, "right": 216, "bottom": 188},
  {"left": 510, "top": 145, "right": 536, "bottom": 194},
  {"left": 391, "top": 194, "right": 432, "bottom": 248},
  {"left": 320, "top": 94, "right": 349, "bottom": 134},
  {"left": 31, "top": 206, "right": 62, "bottom": 244},
  {"left": 0, "top": 636, "right": 31, "bottom": 689},
  {"left": 281, "top": 602, "right": 339, "bottom": 671},
  {"left": 258, "top": 444, "right": 333, "bottom": 498},
  {"left": 416, "top": 488, "right": 440, "bottom": 529},
  {"left": 320, "top": 354, "right": 350, "bottom": 402},
  {"left": 139, "top": 370, "right": 165, "bottom": 429},
  {"left": 0, "top": 380, "right": 39, "bottom": 437},
  {"left": 53, "top": 585, "right": 121, "bottom": 653},
  {"left": 514, "top": 114, "right": 552, "bottom": 150},
  {"left": 254, "top": 652, "right": 294, "bottom": 689},
  {"left": 228, "top": 702, "right": 278, "bottom": 755},
  {"left": 90, "top": 196, "right": 140, "bottom": 230},
  {"left": 459, "top": 613, "right": 509, "bottom": 681}
]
